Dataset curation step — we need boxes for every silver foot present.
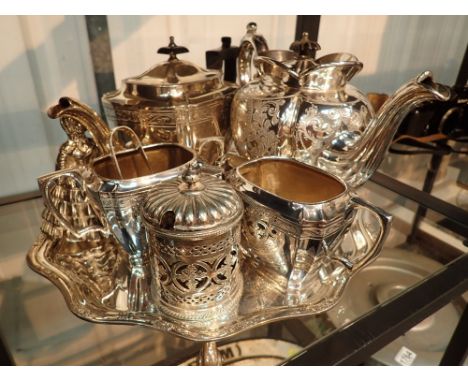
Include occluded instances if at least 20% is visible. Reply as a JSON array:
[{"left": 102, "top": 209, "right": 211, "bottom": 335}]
[{"left": 197, "top": 341, "right": 223, "bottom": 366}]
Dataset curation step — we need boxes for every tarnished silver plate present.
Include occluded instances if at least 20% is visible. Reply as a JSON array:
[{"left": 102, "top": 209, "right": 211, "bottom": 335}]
[{"left": 27, "top": 207, "right": 385, "bottom": 342}]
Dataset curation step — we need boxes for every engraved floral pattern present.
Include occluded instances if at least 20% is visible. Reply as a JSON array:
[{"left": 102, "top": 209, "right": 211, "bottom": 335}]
[
  {"left": 296, "top": 104, "right": 369, "bottom": 161},
  {"left": 242, "top": 99, "right": 285, "bottom": 158}
]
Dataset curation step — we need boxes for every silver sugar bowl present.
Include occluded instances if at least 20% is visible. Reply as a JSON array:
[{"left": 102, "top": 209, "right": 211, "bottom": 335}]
[{"left": 142, "top": 163, "right": 244, "bottom": 322}]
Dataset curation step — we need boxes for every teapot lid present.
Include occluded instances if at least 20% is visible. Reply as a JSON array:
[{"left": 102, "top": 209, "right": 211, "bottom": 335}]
[
  {"left": 117, "top": 37, "right": 224, "bottom": 103},
  {"left": 142, "top": 162, "right": 243, "bottom": 236},
  {"left": 254, "top": 33, "right": 322, "bottom": 87}
]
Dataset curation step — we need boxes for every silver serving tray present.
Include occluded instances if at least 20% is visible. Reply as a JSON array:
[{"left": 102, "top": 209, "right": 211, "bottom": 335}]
[{"left": 27, "top": 207, "right": 384, "bottom": 342}]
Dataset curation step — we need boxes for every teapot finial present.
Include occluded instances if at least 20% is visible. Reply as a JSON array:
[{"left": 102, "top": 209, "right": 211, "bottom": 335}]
[
  {"left": 246, "top": 22, "right": 257, "bottom": 33},
  {"left": 290, "top": 32, "right": 321, "bottom": 58},
  {"left": 157, "top": 36, "right": 189, "bottom": 61}
]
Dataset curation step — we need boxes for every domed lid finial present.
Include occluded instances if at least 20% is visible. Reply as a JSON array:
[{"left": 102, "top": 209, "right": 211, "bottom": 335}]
[{"left": 179, "top": 161, "right": 204, "bottom": 192}]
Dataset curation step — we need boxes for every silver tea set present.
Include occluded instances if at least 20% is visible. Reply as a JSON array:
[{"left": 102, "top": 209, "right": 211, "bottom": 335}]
[{"left": 33, "top": 25, "right": 451, "bottom": 326}]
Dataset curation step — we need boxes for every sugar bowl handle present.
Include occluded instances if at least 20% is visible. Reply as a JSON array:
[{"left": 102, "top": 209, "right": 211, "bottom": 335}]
[{"left": 37, "top": 169, "right": 109, "bottom": 239}]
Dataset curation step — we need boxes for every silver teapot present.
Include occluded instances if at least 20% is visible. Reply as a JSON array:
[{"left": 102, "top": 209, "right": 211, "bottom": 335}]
[
  {"left": 103, "top": 37, "right": 237, "bottom": 164},
  {"left": 231, "top": 33, "right": 451, "bottom": 187}
]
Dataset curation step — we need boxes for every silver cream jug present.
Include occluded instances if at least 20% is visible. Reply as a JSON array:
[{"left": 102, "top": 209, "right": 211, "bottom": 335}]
[{"left": 230, "top": 157, "right": 392, "bottom": 304}]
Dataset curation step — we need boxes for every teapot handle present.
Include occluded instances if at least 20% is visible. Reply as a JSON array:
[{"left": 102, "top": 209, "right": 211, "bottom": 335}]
[
  {"left": 38, "top": 169, "right": 109, "bottom": 239},
  {"left": 238, "top": 22, "right": 269, "bottom": 86},
  {"left": 338, "top": 196, "right": 392, "bottom": 273}
]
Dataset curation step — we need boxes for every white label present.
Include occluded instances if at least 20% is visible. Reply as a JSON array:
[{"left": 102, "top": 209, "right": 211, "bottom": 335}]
[{"left": 394, "top": 346, "right": 417, "bottom": 366}]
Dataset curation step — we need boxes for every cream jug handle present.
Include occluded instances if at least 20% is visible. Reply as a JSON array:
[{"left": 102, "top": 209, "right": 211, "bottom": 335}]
[
  {"left": 37, "top": 169, "right": 109, "bottom": 239},
  {"left": 342, "top": 196, "right": 393, "bottom": 272},
  {"left": 287, "top": 213, "right": 357, "bottom": 303}
]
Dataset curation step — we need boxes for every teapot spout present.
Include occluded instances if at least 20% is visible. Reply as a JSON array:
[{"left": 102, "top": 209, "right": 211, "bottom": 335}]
[{"left": 322, "top": 71, "right": 451, "bottom": 188}]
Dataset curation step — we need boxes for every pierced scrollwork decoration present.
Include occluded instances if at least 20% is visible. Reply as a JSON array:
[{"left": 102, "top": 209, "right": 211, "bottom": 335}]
[
  {"left": 154, "top": 237, "right": 241, "bottom": 310},
  {"left": 173, "top": 262, "right": 211, "bottom": 293}
]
